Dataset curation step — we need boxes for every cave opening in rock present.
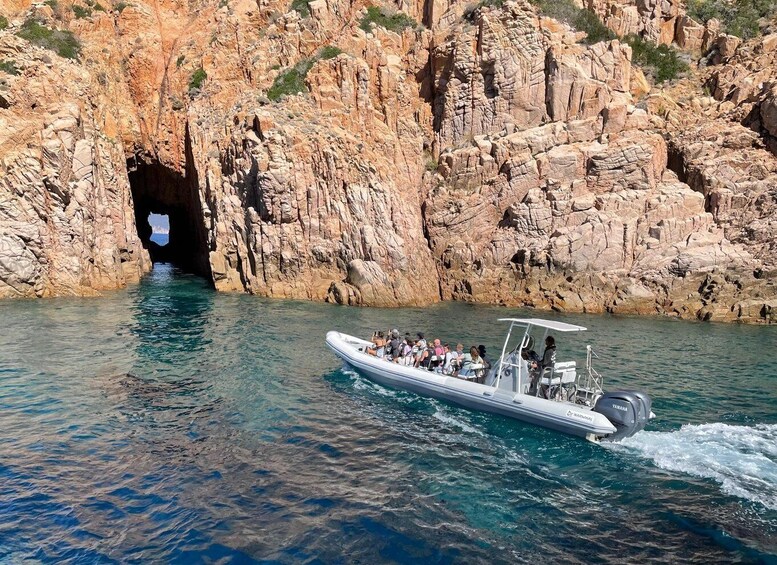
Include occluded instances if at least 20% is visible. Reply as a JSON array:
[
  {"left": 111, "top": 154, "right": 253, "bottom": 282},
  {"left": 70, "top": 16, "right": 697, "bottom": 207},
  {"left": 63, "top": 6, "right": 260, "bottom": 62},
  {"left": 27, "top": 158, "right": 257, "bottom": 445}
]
[
  {"left": 128, "top": 152, "right": 212, "bottom": 281},
  {"left": 148, "top": 213, "right": 169, "bottom": 246}
]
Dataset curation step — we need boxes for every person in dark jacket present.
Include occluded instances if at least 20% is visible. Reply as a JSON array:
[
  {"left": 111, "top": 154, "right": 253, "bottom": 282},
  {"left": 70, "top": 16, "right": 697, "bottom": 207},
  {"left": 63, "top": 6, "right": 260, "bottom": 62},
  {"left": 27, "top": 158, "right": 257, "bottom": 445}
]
[{"left": 536, "top": 336, "right": 557, "bottom": 397}]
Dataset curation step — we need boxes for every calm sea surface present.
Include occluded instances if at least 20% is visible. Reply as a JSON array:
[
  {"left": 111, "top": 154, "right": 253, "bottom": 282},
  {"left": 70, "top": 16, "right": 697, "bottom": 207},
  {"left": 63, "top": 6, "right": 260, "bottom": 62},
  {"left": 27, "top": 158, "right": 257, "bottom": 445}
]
[{"left": 0, "top": 264, "right": 775, "bottom": 563}]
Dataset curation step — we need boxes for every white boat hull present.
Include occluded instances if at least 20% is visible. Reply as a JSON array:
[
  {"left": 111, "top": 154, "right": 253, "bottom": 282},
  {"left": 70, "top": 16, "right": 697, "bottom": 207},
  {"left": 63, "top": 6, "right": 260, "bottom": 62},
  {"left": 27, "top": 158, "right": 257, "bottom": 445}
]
[{"left": 326, "top": 331, "right": 618, "bottom": 441}]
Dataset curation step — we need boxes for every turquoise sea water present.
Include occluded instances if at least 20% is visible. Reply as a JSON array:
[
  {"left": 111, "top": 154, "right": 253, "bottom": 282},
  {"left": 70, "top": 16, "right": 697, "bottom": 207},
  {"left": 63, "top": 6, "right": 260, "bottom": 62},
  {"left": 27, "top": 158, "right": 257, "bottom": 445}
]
[{"left": 0, "top": 264, "right": 775, "bottom": 563}]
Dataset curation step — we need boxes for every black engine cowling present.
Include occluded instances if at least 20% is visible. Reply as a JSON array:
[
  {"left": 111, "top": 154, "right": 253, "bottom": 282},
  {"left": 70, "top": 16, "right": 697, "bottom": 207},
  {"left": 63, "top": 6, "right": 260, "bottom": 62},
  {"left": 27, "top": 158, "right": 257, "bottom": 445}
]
[{"left": 593, "top": 390, "right": 652, "bottom": 441}]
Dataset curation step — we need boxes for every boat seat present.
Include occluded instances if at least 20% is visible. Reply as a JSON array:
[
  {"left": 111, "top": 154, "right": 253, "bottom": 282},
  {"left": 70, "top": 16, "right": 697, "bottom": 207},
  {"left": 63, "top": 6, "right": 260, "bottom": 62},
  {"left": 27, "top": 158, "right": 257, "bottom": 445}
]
[{"left": 540, "top": 362, "right": 576, "bottom": 386}]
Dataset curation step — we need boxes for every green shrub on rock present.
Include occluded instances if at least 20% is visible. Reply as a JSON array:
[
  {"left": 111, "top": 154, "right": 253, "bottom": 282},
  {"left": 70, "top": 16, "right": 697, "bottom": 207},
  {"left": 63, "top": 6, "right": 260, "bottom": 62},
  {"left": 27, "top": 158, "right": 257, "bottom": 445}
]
[
  {"left": 525, "top": 0, "right": 687, "bottom": 83},
  {"left": 624, "top": 35, "right": 688, "bottom": 83},
  {"left": 73, "top": 5, "right": 92, "bottom": 18},
  {"left": 359, "top": 6, "right": 417, "bottom": 33},
  {"left": 687, "top": 0, "right": 777, "bottom": 39},
  {"left": 290, "top": 0, "right": 310, "bottom": 17},
  {"left": 267, "top": 59, "right": 314, "bottom": 101},
  {"left": 319, "top": 45, "right": 343, "bottom": 59},
  {"left": 0, "top": 16, "right": 8, "bottom": 30},
  {"left": 0, "top": 60, "right": 20, "bottom": 75},
  {"left": 267, "top": 46, "right": 344, "bottom": 101},
  {"left": 16, "top": 18, "right": 81, "bottom": 60},
  {"left": 188, "top": 67, "right": 207, "bottom": 94}
]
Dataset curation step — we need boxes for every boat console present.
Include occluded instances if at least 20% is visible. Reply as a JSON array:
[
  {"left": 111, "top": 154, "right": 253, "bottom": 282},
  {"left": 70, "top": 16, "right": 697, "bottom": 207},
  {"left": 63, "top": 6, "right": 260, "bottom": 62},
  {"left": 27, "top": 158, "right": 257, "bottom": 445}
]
[{"left": 493, "top": 318, "right": 653, "bottom": 440}]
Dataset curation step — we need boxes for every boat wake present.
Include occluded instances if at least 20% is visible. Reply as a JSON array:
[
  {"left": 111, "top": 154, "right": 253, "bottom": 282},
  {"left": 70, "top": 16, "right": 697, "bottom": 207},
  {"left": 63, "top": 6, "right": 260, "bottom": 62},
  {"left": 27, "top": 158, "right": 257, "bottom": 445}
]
[
  {"left": 612, "top": 423, "right": 777, "bottom": 510},
  {"left": 430, "top": 403, "right": 483, "bottom": 436}
]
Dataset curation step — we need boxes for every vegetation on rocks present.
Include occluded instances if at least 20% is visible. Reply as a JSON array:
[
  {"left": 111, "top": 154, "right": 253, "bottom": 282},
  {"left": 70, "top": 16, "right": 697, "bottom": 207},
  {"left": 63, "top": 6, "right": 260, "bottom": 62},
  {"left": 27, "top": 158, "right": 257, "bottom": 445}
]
[
  {"left": 73, "top": 5, "right": 92, "bottom": 18},
  {"left": 16, "top": 18, "right": 81, "bottom": 60},
  {"left": 319, "top": 45, "right": 343, "bottom": 59},
  {"left": 290, "top": 0, "right": 310, "bottom": 17},
  {"left": 686, "top": 0, "right": 777, "bottom": 39},
  {"left": 359, "top": 6, "right": 417, "bottom": 33},
  {"left": 268, "top": 60, "right": 314, "bottom": 101},
  {"left": 624, "top": 35, "right": 688, "bottom": 83},
  {"left": 0, "top": 60, "right": 20, "bottom": 76},
  {"left": 0, "top": 16, "right": 8, "bottom": 30},
  {"left": 115, "top": 2, "right": 130, "bottom": 12},
  {"left": 527, "top": 0, "right": 687, "bottom": 82},
  {"left": 188, "top": 67, "right": 207, "bottom": 95},
  {"left": 267, "top": 46, "right": 344, "bottom": 101}
]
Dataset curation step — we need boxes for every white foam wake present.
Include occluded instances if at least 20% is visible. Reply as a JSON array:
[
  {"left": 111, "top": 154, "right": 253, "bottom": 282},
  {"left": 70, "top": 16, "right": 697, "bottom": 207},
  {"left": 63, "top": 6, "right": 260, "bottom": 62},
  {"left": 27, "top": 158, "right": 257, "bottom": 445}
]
[
  {"left": 614, "top": 423, "right": 777, "bottom": 510},
  {"left": 431, "top": 407, "right": 483, "bottom": 436}
]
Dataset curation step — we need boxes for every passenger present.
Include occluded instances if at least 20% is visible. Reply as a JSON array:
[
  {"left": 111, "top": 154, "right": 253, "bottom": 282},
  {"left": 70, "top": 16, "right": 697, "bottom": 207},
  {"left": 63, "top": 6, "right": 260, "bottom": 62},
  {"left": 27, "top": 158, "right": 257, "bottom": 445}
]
[
  {"left": 436, "top": 343, "right": 451, "bottom": 373},
  {"left": 444, "top": 343, "right": 463, "bottom": 374},
  {"left": 401, "top": 339, "right": 415, "bottom": 366},
  {"left": 366, "top": 331, "right": 386, "bottom": 357},
  {"left": 478, "top": 345, "right": 491, "bottom": 373},
  {"left": 441, "top": 344, "right": 451, "bottom": 373},
  {"left": 416, "top": 338, "right": 440, "bottom": 370},
  {"left": 413, "top": 333, "right": 427, "bottom": 367},
  {"left": 401, "top": 339, "right": 416, "bottom": 367},
  {"left": 448, "top": 343, "right": 464, "bottom": 375},
  {"left": 428, "top": 338, "right": 445, "bottom": 371},
  {"left": 523, "top": 348, "right": 540, "bottom": 394},
  {"left": 386, "top": 329, "right": 402, "bottom": 361},
  {"left": 537, "top": 335, "right": 557, "bottom": 398},
  {"left": 457, "top": 346, "right": 484, "bottom": 382},
  {"left": 540, "top": 336, "right": 556, "bottom": 372}
]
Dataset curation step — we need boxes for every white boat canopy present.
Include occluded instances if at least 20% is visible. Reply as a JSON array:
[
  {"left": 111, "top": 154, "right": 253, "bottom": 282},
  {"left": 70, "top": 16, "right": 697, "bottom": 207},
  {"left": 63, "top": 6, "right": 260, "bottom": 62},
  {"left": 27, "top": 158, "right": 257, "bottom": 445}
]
[{"left": 497, "top": 318, "right": 587, "bottom": 332}]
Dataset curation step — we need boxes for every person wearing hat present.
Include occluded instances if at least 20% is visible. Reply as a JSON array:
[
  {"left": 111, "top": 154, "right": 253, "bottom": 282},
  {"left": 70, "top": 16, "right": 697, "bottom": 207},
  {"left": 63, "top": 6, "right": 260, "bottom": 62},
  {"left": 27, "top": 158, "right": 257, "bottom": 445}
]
[{"left": 386, "top": 329, "right": 402, "bottom": 361}]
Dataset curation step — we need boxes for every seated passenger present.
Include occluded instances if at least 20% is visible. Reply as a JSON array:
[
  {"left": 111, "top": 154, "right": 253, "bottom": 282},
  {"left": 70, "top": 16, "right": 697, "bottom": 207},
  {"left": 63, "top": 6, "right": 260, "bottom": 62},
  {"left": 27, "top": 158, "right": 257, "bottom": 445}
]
[
  {"left": 444, "top": 343, "right": 464, "bottom": 374},
  {"left": 366, "top": 331, "right": 386, "bottom": 357},
  {"left": 401, "top": 339, "right": 415, "bottom": 365},
  {"left": 416, "top": 338, "right": 440, "bottom": 370},
  {"left": 457, "top": 346, "right": 484, "bottom": 382},
  {"left": 426, "top": 338, "right": 445, "bottom": 371},
  {"left": 478, "top": 345, "right": 491, "bottom": 372},
  {"left": 386, "top": 329, "right": 402, "bottom": 361},
  {"left": 413, "top": 333, "right": 427, "bottom": 367}
]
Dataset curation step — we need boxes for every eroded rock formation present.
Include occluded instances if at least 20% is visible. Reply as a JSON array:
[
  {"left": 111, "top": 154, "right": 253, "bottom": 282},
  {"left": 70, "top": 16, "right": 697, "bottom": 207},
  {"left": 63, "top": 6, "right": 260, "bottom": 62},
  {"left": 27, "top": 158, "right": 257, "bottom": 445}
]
[
  {"left": 0, "top": 34, "right": 149, "bottom": 297},
  {"left": 0, "top": 0, "right": 775, "bottom": 322}
]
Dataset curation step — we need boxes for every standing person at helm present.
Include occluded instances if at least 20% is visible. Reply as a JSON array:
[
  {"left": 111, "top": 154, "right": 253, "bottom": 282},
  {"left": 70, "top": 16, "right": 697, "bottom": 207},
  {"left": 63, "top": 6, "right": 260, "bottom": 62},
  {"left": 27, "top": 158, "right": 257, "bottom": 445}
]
[
  {"left": 541, "top": 336, "right": 556, "bottom": 369},
  {"left": 536, "top": 336, "right": 556, "bottom": 397}
]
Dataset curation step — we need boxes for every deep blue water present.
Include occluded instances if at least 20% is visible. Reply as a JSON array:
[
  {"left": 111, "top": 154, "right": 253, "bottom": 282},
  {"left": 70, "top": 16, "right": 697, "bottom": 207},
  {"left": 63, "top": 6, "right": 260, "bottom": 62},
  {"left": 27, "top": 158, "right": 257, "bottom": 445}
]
[
  {"left": 150, "top": 233, "right": 169, "bottom": 246},
  {"left": 0, "top": 264, "right": 775, "bottom": 563}
]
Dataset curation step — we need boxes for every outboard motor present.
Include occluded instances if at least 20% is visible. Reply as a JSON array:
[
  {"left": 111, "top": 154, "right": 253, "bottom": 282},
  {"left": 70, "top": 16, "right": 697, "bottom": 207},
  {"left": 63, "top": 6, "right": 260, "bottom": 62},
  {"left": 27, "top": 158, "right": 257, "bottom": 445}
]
[{"left": 593, "top": 390, "right": 652, "bottom": 441}]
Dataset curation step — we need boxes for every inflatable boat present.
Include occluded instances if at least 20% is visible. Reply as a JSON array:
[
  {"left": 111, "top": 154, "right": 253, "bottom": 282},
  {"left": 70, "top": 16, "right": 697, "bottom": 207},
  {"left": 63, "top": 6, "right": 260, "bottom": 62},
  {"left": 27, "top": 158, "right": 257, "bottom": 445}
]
[{"left": 326, "top": 318, "right": 654, "bottom": 442}]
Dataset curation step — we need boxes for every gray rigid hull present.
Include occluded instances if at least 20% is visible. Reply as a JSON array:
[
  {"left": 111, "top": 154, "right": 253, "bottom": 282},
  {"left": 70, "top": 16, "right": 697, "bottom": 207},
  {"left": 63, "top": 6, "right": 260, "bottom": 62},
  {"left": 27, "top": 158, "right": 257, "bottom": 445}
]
[{"left": 326, "top": 331, "right": 618, "bottom": 441}]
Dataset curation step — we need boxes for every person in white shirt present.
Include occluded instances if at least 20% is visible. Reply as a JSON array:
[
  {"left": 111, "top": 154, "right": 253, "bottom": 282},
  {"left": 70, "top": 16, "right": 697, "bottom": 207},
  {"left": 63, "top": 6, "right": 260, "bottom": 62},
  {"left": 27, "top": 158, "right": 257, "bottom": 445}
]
[
  {"left": 443, "top": 343, "right": 463, "bottom": 374},
  {"left": 457, "top": 346, "right": 484, "bottom": 381}
]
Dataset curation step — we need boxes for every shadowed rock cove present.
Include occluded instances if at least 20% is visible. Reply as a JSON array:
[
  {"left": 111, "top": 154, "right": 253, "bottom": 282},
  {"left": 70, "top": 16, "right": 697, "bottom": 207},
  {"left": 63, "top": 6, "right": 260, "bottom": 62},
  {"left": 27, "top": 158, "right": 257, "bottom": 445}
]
[{"left": 1, "top": 0, "right": 776, "bottom": 321}]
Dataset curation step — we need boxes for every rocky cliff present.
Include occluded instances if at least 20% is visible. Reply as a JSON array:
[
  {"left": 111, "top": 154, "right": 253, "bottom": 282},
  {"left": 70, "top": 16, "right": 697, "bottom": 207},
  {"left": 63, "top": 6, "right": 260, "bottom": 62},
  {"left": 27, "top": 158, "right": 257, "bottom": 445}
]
[{"left": 0, "top": 0, "right": 775, "bottom": 321}]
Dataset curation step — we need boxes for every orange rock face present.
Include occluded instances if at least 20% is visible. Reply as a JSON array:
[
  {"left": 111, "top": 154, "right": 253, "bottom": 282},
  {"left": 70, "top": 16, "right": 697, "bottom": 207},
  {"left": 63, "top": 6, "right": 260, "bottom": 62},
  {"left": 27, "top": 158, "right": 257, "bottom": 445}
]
[{"left": 0, "top": 0, "right": 776, "bottom": 322}]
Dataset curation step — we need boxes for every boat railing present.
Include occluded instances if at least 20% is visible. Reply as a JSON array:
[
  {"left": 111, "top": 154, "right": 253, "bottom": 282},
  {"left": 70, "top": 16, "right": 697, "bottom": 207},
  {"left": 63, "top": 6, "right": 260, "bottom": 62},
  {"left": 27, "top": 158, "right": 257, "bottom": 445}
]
[{"left": 575, "top": 345, "right": 604, "bottom": 405}]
